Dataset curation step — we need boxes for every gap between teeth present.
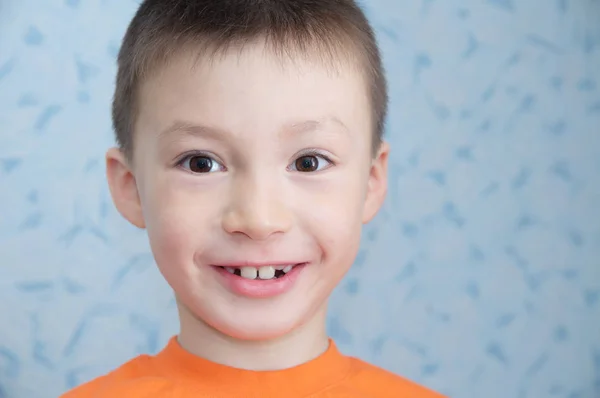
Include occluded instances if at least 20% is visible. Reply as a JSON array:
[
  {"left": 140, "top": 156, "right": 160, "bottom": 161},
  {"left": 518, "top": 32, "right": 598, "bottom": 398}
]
[{"left": 224, "top": 265, "right": 294, "bottom": 280}]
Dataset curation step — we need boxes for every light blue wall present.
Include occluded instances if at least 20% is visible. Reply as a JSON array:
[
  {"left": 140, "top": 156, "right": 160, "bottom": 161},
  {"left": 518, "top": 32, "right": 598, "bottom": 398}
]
[{"left": 1, "top": 1, "right": 599, "bottom": 397}]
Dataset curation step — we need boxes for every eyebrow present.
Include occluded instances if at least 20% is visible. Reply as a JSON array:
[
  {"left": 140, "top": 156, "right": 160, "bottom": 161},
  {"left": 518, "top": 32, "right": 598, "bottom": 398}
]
[
  {"left": 158, "top": 116, "right": 349, "bottom": 141},
  {"left": 286, "top": 116, "right": 349, "bottom": 136},
  {"left": 158, "top": 121, "right": 230, "bottom": 142}
]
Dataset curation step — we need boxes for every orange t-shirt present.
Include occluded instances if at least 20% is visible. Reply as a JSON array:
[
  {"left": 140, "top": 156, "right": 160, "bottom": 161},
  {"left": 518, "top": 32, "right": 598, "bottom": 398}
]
[{"left": 62, "top": 337, "right": 445, "bottom": 397}]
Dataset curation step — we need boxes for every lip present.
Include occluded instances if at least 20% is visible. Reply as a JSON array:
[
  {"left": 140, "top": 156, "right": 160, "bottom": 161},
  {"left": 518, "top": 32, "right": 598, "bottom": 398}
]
[
  {"left": 211, "top": 261, "right": 301, "bottom": 268},
  {"left": 212, "top": 263, "right": 307, "bottom": 298}
]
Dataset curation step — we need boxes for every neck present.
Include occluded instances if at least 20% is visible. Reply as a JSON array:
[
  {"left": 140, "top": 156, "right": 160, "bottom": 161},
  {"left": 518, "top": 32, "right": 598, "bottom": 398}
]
[{"left": 176, "top": 300, "right": 330, "bottom": 371}]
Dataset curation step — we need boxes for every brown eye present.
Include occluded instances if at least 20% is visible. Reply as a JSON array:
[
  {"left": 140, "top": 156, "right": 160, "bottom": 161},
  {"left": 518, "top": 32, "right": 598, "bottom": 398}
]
[
  {"left": 290, "top": 153, "right": 333, "bottom": 173},
  {"left": 295, "top": 156, "right": 318, "bottom": 172},
  {"left": 189, "top": 156, "right": 213, "bottom": 173},
  {"left": 181, "top": 155, "right": 224, "bottom": 173}
]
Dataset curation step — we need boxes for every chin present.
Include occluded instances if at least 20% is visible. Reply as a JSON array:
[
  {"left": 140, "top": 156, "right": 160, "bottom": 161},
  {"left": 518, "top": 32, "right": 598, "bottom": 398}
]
[
  {"left": 181, "top": 298, "right": 309, "bottom": 341},
  {"left": 216, "top": 306, "right": 308, "bottom": 341},
  {"left": 217, "top": 321, "right": 295, "bottom": 341}
]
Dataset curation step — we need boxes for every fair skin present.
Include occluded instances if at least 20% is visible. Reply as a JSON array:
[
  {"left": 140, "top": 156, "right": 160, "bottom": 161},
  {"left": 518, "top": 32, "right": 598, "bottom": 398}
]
[{"left": 106, "top": 41, "right": 389, "bottom": 371}]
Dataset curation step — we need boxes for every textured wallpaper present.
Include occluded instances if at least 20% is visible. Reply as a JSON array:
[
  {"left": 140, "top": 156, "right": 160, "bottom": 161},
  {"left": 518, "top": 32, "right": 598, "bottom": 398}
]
[{"left": 1, "top": 1, "right": 599, "bottom": 397}]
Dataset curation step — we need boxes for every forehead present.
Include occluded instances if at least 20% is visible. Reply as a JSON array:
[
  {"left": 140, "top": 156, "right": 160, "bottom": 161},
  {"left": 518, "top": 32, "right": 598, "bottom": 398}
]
[{"left": 135, "top": 41, "right": 372, "bottom": 146}]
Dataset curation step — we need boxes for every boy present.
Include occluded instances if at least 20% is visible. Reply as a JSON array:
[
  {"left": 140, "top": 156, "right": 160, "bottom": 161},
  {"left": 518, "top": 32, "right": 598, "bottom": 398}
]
[{"left": 63, "top": 0, "right": 444, "bottom": 397}]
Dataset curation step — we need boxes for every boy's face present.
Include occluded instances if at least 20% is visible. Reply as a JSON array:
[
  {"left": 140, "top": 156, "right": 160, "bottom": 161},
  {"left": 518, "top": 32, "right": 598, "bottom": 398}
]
[{"left": 107, "top": 42, "right": 388, "bottom": 340}]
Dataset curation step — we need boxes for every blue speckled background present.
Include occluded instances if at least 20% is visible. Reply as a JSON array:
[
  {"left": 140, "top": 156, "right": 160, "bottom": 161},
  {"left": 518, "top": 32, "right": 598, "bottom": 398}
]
[{"left": 1, "top": 1, "right": 599, "bottom": 397}]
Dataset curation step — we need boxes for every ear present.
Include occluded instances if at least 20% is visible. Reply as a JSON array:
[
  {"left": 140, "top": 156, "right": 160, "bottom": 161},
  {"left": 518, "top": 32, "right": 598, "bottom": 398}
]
[
  {"left": 362, "top": 141, "right": 389, "bottom": 224},
  {"left": 106, "top": 147, "right": 146, "bottom": 229}
]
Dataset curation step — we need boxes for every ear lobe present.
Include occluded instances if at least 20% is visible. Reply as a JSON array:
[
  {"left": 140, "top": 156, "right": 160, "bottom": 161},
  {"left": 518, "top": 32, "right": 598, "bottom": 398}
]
[
  {"left": 106, "top": 147, "right": 146, "bottom": 229},
  {"left": 362, "top": 141, "right": 389, "bottom": 224}
]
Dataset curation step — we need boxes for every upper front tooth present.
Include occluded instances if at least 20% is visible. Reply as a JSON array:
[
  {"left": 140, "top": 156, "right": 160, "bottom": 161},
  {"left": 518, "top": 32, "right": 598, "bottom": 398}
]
[
  {"left": 258, "top": 266, "right": 275, "bottom": 279},
  {"left": 283, "top": 265, "right": 293, "bottom": 273},
  {"left": 240, "top": 267, "right": 258, "bottom": 280}
]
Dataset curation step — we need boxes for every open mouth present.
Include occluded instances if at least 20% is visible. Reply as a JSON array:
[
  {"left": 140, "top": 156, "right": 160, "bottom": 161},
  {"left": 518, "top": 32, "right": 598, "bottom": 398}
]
[{"left": 216, "top": 264, "right": 302, "bottom": 281}]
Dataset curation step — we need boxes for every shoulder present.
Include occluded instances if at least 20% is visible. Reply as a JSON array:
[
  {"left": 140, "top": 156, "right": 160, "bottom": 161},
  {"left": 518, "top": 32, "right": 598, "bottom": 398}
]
[
  {"left": 60, "top": 355, "right": 172, "bottom": 398},
  {"left": 343, "top": 357, "right": 446, "bottom": 398}
]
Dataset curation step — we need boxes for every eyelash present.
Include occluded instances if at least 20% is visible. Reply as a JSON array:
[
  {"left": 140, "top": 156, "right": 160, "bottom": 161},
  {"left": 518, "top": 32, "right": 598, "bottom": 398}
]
[
  {"left": 287, "top": 149, "right": 335, "bottom": 171},
  {"left": 174, "top": 149, "right": 335, "bottom": 173},
  {"left": 175, "top": 151, "right": 226, "bottom": 172}
]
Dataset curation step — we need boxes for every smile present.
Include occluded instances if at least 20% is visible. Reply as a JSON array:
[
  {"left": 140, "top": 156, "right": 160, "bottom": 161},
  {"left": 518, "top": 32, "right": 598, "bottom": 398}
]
[
  {"left": 211, "top": 262, "right": 308, "bottom": 298},
  {"left": 217, "top": 265, "right": 297, "bottom": 280}
]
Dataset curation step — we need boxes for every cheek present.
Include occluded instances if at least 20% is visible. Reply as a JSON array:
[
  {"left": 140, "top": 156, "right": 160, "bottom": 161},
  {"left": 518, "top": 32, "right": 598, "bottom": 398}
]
[
  {"left": 146, "top": 209, "right": 194, "bottom": 282},
  {"left": 141, "top": 172, "right": 216, "bottom": 230},
  {"left": 140, "top": 180, "right": 215, "bottom": 272},
  {"left": 298, "top": 172, "right": 367, "bottom": 259}
]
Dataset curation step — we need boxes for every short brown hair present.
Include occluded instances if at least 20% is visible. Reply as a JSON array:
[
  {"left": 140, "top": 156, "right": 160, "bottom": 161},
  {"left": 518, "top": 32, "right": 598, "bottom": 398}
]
[{"left": 113, "top": 0, "right": 388, "bottom": 158}]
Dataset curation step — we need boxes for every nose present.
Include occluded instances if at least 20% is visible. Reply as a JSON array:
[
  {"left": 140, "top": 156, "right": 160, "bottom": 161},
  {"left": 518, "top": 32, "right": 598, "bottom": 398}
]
[{"left": 222, "top": 175, "right": 293, "bottom": 240}]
